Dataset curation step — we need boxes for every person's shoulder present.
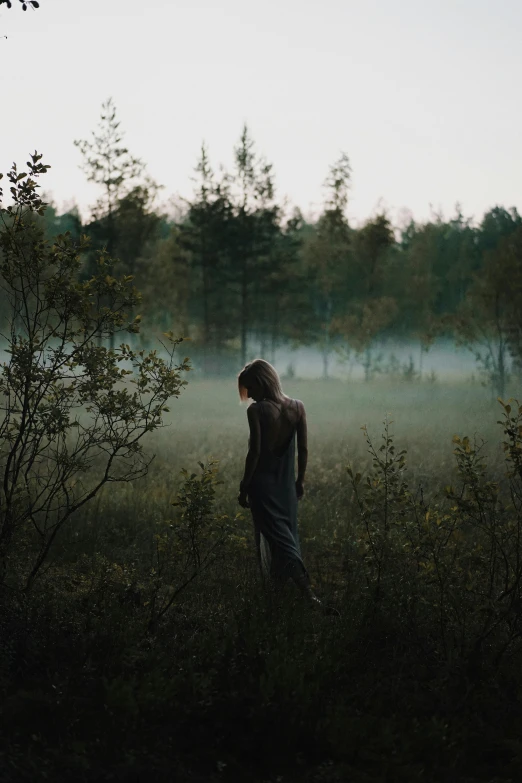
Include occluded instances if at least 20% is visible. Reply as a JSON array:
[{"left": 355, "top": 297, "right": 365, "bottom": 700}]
[
  {"left": 293, "top": 399, "right": 306, "bottom": 419},
  {"left": 284, "top": 397, "right": 304, "bottom": 414}
]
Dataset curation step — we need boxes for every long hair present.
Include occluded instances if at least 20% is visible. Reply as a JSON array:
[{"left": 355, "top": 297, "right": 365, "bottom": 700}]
[{"left": 238, "top": 359, "right": 286, "bottom": 402}]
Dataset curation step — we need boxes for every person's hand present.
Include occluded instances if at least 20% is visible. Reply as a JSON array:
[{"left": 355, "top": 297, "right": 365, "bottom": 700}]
[
  {"left": 238, "top": 490, "right": 250, "bottom": 509},
  {"left": 295, "top": 479, "right": 304, "bottom": 500}
]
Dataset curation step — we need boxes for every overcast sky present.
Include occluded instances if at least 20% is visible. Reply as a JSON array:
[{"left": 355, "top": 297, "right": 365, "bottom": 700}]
[{"left": 1, "top": 0, "right": 520, "bottom": 226}]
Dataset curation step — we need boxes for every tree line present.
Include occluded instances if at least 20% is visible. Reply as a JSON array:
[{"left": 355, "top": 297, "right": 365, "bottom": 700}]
[{"left": 8, "top": 98, "right": 522, "bottom": 392}]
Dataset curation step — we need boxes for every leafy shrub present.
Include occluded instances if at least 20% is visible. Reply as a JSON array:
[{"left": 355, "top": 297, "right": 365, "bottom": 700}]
[
  {"left": 343, "top": 400, "right": 522, "bottom": 669},
  {"left": 2, "top": 387, "right": 522, "bottom": 781},
  {"left": 0, "top": 155, "right": 189, "bottom": 590}
]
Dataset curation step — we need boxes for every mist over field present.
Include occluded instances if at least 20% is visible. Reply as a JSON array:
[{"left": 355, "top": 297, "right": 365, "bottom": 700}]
[
  {"left": 150, "top": 374, "right": 506, "bottom": 501},
  {"left": 210, "top": 337, "right": 480, "bottom": 380}
]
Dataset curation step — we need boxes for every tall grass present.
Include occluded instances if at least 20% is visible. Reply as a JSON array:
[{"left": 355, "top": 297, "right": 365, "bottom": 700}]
[{"left": 1, "top": 379, "right": 521, "bottom": 782}]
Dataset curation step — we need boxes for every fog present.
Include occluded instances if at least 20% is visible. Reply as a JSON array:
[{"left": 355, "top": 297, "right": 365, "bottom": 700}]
[
  {"left": 266, "top": 338, "right": 480, "bottom": 381},
  {"left": 0, "top": 337, "right": 502, "bottom": 384}
]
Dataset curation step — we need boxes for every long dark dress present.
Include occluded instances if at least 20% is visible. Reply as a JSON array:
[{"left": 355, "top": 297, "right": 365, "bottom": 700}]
[{"left": 247, "top": 398, "right": 309, "bottom": 588}]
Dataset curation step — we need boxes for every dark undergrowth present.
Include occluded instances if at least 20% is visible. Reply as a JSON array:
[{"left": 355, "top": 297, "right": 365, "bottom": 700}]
[
  {"left": 1, "top": 571, "right": 520, "bottom": 782},
  {"left": 2, "top": 399, "right": 522, "bottom": 782}
]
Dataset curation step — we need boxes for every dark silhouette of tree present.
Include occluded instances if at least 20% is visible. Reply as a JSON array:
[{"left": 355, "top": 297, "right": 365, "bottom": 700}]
[
  {"left": 392, "top": 219, "right": 441, "bottom": 375},
  {"left": 137, "top": 225, "right": 192, "bottom": 343},
  {"left": 228, "top": 125, "right": 280, "bottom": 366},
  {"left": 455, "top": 224, "right": 522, "bottom": 397},
  {"left": 74, "top": 98, "right": 150, "bottom": 347},
  {"left": 180, "top": 144, "right": 235, "bottom": 369},
  {"left": 477, "top": 206, "right": 522, "bottom": 256},
  {"left": 258, "top": 207, "right": 304, "bottom": 363},
  {"left": 302, "top": 153, "right": 352, "bottom": 378},
  {"left": 11, "top": 104, "right": 522, "bottom": 378},
  {"left": 74, "top": 98, "right": 145, "bottom": 256},
  {"left": 336, "top": 214, "right": 396, "bottom": 380}
]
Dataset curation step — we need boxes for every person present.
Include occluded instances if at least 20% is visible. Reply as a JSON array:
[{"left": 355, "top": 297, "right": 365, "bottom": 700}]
[{"left": 237, "top": 358, "right": 323, "bottom": 609}]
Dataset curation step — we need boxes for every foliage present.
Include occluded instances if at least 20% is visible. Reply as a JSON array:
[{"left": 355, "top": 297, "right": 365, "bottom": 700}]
[
  {"left": 73, "top": 99, "right": 161, "bottom": 355},
  {"left": 74, "top": 98, "right": 146, "bottom": 224},
  {"left": 333, "top": 214, "right": 397, "bottom": 380},
  {"left": 301, "top": 154, "right": 352, "bottom": 378},
  {"left": 228, "top": 124, "right": 282, "bottom": 366},
  {"left": 137, "top": 224, "right": 192, "bottom": 342},
  {"left": 179, "top": 143, "right": 236, "bottom": 359},
  {"left": 25, "top": 116, "right": 519, "bottom": 378},
  {"left": 0, "top": 154, "right": 189, "bottom": 590},
  {"left": 453, "top": 225, "right": 522, "bottom": 396},
  {"left": 144, "top": 459, "right": 236, "bottom": 631},
  {"left": 1, "top": 381, "right": 522, "bottom": 781},
  {"left": 323, "top": 151, "right": 351, "bottom": 213},
  {"left": 344, "top": 400, "right": 522, "bottom": 669}
]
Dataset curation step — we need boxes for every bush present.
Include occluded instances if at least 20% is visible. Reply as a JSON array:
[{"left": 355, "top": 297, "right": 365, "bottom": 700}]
[
  {"left": 1, "top": 391, "right": 522, "bottom": 781},
  {"left": 0, "top": 155, "right": 189, "bottom": 590}
]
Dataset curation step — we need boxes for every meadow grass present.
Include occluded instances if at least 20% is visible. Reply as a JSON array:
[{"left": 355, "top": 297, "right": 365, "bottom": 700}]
[
  {"left": 1, "top": 377, "right": 521, "bottom": 782},
  {"left": 103, "top": 377, "right": 505, "bottom": 562}
]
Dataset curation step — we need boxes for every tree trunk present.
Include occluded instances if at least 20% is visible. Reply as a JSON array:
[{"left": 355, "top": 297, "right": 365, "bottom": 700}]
[
  {"left": 0, "top": 511, "right": 15, "bottom": 586},
  {"left": 107, "top": 207, "right": 116, "bottom": 352},
  {"left": 202, "top": 258, "right": 210, "bottom": 375},
  {"left": 322, "top": 297, "right": 332, "bottom": 380},
  {"left": 322, "top": 349, "right": 329, "bottom": 380},
  {"left": 364, "top": 347, "right": 372, "bottom": 382},
  {"left": 497, "top": 339, "right": 506, "bottom": 399},
  {"left": 260, "top": 332, "right": 267, "bottom": 358},
  {"left": 0, "top": 535, "right": 10, "bottom": 586},
  {"left": 270, "top": 298, "right": 279, "bottom": 365},
  {"left": 241, "top": 261, "right": 248, "bottom": 367}
]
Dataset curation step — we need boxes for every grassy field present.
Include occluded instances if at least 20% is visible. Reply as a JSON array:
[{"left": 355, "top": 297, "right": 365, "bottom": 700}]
[
  {"left": 1, "top": 377, "right": 522, "bottom": 782},
  {"left": 118, "top": 377, "right": 506, "bottom": 546},
  {"left": 134, "top": 376, "right": 504, "bottom": 501}
]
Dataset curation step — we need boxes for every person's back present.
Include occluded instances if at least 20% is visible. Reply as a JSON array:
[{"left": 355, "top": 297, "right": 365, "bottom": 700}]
[{"left": 253, "top": 397, "right": 302, "bottom": 475}]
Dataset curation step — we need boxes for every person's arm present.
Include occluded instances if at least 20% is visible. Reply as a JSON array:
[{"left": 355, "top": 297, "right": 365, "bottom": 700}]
[
  {"left": 240, "top": 403, "right": 261, "bottom": 493},
  {"left": 296, "top": 401, "right": 308, "bottom": 498}
]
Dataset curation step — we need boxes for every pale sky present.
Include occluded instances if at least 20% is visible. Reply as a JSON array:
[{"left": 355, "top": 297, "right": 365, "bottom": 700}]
[{"left": 1, "top": 0, "right": 521, "bottom": 226}]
